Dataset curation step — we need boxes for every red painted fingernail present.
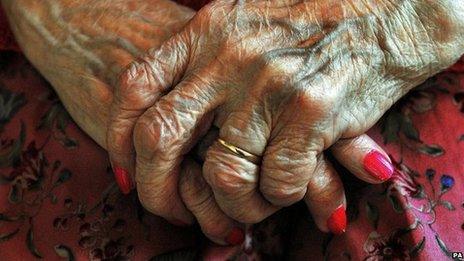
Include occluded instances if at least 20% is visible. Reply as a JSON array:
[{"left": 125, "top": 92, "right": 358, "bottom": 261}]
[
  {"left": 327, "top": 205, "right": 347, "bottom": 235},
  {"left": 363, "top": 150, "right": 394, "bottom": 181},
  {"left": 225, "top": 227, "right": 245, "bottom": 246},
  {"left": 113, "top": 166, "right": 133, "bottom": 194}
]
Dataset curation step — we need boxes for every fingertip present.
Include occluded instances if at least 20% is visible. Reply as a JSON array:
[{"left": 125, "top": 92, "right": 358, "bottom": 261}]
[
  {"left": 331, "top": 135, "right": 393, "bottom": 183},
  {"left": 225, "top": 227, "right": 245, "bottom": 246},
  {"left": 112, "top": 165, "right": 133, "bottom": 194},
  {"left": 179, "top": 158, "right": 242, "bottom": 245},
  {"left": 363, "top": 150, "right": 394, "bottom": 181},
  {"left": 304, "top": 156, "right": 346, "bottom": 235},
  {"left": 326, "top": 205, "right": 347, "bottom": 235}
]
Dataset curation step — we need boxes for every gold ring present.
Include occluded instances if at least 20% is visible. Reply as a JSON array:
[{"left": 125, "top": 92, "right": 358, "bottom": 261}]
[{"left": 217, "top": 138, "right": 261, "bottom": 164}]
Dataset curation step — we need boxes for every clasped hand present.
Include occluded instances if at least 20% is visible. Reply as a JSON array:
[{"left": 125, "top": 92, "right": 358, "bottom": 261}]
[{"left": 105, "top": 0, "right": 463, "bottom": 244}]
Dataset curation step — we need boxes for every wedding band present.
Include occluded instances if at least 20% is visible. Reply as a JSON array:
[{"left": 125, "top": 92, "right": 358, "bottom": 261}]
[{"left": 217, "top": 138, "right": 261, "bottom": 164}]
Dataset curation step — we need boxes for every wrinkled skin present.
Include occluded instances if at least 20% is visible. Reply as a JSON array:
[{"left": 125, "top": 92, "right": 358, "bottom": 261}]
[
  {"left": 2, "top": 0, "right": 281, "bottom": 245},
  {"left": 106, "top": 0, "right": 464, "bottom": 241},
  {"left": 3, "top": 0, "right": 464, "bottom": 246},
  {"left": 1, "top": 0, "right": 194, "bottom": 147}
]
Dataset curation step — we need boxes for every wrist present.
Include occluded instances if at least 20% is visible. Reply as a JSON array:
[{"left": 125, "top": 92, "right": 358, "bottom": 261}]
[{"left": 0, "top": 0, "right": 194, "bottom": 149}]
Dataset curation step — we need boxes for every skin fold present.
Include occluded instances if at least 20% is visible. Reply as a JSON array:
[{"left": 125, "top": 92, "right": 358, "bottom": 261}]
[
  {"left": 1, "top": 0, "right": 194, "bottom": 148},
  {"left": 1, "top": 0, "right": 254, "bottom": 244},
  {"left": 105, "top": 0, "right": 464, "bottom": 242}
]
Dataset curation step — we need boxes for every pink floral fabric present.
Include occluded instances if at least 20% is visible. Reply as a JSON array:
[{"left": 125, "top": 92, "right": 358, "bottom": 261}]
[
  {"left": 1, "top": 52, "right": 463, "bottom": 261},
  {"left": 1, "top": 2, "right": 464, "bottom": 260},
  {"left": 285, "top": 58, "right": 464, "bottom": 261},
  {"left": 0, "top": 54, "right": 197, "bottom": 260}
]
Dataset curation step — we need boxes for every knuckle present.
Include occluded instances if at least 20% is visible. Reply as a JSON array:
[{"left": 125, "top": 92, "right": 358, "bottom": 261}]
[
  {"left": 293, "top": 87, "right": 338, "bottom": 114},
  {"left": 203, "top": 148, "right": 255, "bottom": 196},
  {"left": 257, "top": 50, "right": 304, "bottom": 78},
  {"left": 117, "top": 61, "right": 163, "bottom": 107},
  {"left": 220, "top": 112, "right": 268, "bottom": 150},
  {"left": 133, "top": 117, "right": 159, "bottom": 160},
  {"left": 260, "top": 148, "right": 315, "bottom": 205},
  {"left": 133, "top": 106, "right": 179, "bottom": 159},
  {"left": 118, "top": 61, "right": 149, "bottom": 93},
  {"left": 260, "top": 166, "right": 307, "bottom": 205},
  {"left": 160, "top": 89, "right": 199, "bottom": 119},
  {"left": 263, "top": 143, "right": 315, "bottom": 176}
]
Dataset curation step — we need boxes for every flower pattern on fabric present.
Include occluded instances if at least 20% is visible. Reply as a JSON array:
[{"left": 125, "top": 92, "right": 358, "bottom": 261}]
[
  {"left": 0, "top": 46, "right": 463, "bottom": 261},
  {"left": 363, "top": 230, "right": 414, "bottom": 261},
  {"left": 0, "top": 53, "right": 197, "bottom": 260}
]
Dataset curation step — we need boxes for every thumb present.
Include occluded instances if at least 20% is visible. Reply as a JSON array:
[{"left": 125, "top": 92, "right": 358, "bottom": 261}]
[{"left": 107, "top": 31, "right": 191, "bottom": 194}]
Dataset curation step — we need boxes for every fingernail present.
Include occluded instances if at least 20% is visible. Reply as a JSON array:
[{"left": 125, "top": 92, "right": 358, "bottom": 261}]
[
  {"left": 363, "top": 150, "right": 394, "bottom": 181},
  {"left": 113, "top": 166, "right": 133, "bottom": 194},
  {"left": 327, "top": 205, "right": 347, "bottom": 235},
  {"left": 225, "top": 227, "right": 245, "bottom": 246}
]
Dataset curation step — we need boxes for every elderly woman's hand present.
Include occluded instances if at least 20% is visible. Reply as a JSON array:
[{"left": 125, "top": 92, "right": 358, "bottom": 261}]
[{"left": 107, "top": 0, "right": 464, "bottom": 239}]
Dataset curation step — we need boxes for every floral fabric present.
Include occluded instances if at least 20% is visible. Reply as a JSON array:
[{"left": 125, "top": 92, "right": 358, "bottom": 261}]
[{"left": 1, "top": 2, "right": 464, "bottom": 260}]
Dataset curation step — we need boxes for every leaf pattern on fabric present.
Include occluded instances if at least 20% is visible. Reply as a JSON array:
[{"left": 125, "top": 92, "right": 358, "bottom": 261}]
[
  {"left": 37, "top": 89, "right": 78, "bottom": 149},
  {"left": 380, "top": 77, "right": 446, "bottom": 157},
  {"left": 0, "top": 84, "right": 25, "bottom": 132},
  {"left": 0, "top": 44, "right": 463, "bottom": 260}
]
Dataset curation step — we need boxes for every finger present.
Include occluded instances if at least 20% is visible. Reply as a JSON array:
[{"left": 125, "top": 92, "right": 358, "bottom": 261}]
[
  {"left": 304, "top": 155, "right": 347, "bottom": 235},
  {"left": 330, "top": 134, "right": 394, "bottom": 183},
  {"left": 107, "top": 32, "right": 190, "bottom": 194},
  {"left": 259, "top": 121, "right": 320, "bottom": 207},
  {"left": 203, "top": 104, "right": 278, "bottom": 224},
  {"left": 180, "top": 158, "right": 245, "bottom": 246},
  {"left": 133, "top": 73, "right": 220, "bottom": 224}
]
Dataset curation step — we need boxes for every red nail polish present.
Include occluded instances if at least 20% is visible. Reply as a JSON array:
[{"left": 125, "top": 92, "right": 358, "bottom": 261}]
[
  {"left": 363, "top": 150, "right": 394, "bottom": 181},
  {"left": 327, "top": 205, "right": 347, "bottom": 235},
  {"left": 113, "top": 166, "right": 133, "bottom": 194},
  {"left": 225, "top": 227, "right": 245, "bottom": 246}
]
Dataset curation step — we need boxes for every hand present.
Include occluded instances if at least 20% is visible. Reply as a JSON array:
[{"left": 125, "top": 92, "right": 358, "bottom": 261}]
[
  {"left": 108, "top": 0, "right": 463, "bottom": 238},
  {"left": 3, "top": 0, "right": 253, "bottom": 244},
  {"left": 3, "top": 0, "right": 249, "bottom": 245},
  {"left": 0, "top": 0, "right": 194, "bottom": 147}
]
